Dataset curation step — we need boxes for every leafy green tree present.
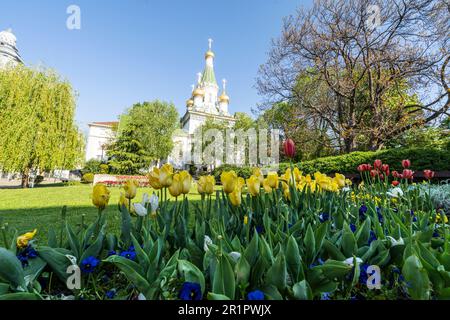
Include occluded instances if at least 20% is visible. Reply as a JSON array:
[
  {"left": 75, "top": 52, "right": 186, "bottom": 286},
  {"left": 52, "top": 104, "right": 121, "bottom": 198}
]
[
  {"left": 0, "top": 66, "right": 84, "bottom": 187},
  {"left": 107, "top": 124, "right": 151, "bottom": 174},
  {"left": 126, "top": 100, "right": 179, "bottom": 161}
]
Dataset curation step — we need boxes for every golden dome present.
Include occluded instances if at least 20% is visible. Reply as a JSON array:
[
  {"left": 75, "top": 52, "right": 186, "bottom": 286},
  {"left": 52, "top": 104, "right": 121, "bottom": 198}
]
[
  {"left": 192, "top": 87, "right": 204, "bottom": 97},
  {"left": 219, "top": 92, "right": 230, "bottom": 103},
  {"left": 186, "top": 99, "right": 194, "bottom": 107},
  {"left": 205, "top": 50, "right": 215, "bottom": 59}
]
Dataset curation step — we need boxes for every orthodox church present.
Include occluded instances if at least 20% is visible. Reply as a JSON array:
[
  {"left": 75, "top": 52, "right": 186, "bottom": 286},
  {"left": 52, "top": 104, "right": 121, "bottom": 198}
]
[
  {"left": 0, "top": 28, "right": 23, "bottom": 69},
  {"left": 86, "top": 39, "right": 236, "bottom": 169}
]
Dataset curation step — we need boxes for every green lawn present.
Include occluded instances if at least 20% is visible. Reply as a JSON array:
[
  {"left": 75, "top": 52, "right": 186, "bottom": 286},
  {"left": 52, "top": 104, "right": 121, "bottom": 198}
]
[{"left": 0, "top": 183, "right": 212, "bottom": 243}]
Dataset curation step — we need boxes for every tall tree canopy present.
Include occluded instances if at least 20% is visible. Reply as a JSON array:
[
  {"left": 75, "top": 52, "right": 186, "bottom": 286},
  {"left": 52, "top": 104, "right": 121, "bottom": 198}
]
[
  {"left": 126, "top": 100, "right": 179, "bottom": 161},
  {"left": 0, "top": 66, "right": 84, "bottom": 187},
  {"left": 257, "top": 0, "right": 449, "bottom": 152}
]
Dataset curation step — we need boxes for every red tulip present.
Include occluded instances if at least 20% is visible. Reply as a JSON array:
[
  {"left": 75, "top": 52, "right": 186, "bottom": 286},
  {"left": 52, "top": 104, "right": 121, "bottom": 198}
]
[
  {"left": 381, "top": 164, "right": 390, "bottom": 176},
  {"left": 370, "top": 169, "right": 379, "bottom": 178},
  {"left": 402, "top": 169, "right": 414, "bottom": 180},
  {"left": 283, "top": 139, "right": 296, "bottom": 159},
  {"left": 366, "top": 164, "right": 372, "bottom": 171},
  {"left": 423, "top": 170, "right": 435, "bottom": 180},
  {"left": 392, "top": 170, "right": 399, "bottom": 178},
  {"left": 357, "top": 164, "right": 366, "bottom": 172},
  {"left": 374, "top": 159, "right": 382, "bottom": 170},
  {"left": 392, "top": 180, "right": 400, "bottom": 187},
  {"left": 402, "top": 159, "right": 411, "bottom": 168},
  {"left": 379, "top": 174, "right": 384, "bottom": 181}
]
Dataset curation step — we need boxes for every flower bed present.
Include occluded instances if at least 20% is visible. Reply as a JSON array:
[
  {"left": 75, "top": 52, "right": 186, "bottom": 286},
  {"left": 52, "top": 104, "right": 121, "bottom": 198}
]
[{"left": 0, "top": 159, "right": 449, "bottom": 300}]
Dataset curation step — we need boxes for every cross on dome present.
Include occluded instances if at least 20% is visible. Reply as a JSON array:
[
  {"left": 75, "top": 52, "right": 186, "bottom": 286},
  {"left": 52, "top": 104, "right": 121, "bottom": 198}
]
[{"left": 208, "top": 38, "right": 213, "bottom": 51}]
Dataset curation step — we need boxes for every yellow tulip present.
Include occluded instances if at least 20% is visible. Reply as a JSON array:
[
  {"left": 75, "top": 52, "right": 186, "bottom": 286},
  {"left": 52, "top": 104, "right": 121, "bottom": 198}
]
[
  {"left": 283, "top": 187, "right": 291, "bottom": 201},
  {"left": 123, "top": 179, "right": 138, "bottom": 199},
  {"left": 197, "top": 175, "right": 215, "bottom": 195},
  {"left": 263, "top": 178, "right": 272, "bottom": 193},
  {"left": 267, "top": 172, "right": 279, "bottom": 189},
  {"left": 237, "top": 177, "right": 245, "bottom": 190},
  {"left": 92, "top": 183, "right": 111, "bottom": 210},
  {"left": 345, "top": 179, "right": 352, "bottom": 186},
  {"left": 293, "top": 167, "right": 303, "bottom": 183},
  {"left": 159, "top": 163, "right": 174, "bottom": 187},
  {"left": 246, "top": 175, "right": 260, "bottom": 197},
  {"left": 436, "top": 213, "right": 449, "bottom": 224},
  {"left": 17, "top": 229, "right": 37, "bottom": 249},
  {"left": 148, "top": 168, "right": 162, "bottom": 190},
  {"left": 252, "top": 168, "right": 264, "bottom": 184},
  {"left": 333, "top": 173, "right": 346, "bottom": 189},
  {"left": 118, "top": 192, "right": 127, "bottom": 208},
  {"left": 221, "top": 170, "right": 238, "bottom": 194},
  {"left": 244, "top": 215, "right": 248, "bottom": 225},
  {"left": 169, "top": 173, "right": 182, "bottom": 197},
  {"left": 179, "top": 171, "right": 192, "bottom": 194},
  {"left": 229, "top": 187, "right": 242, "bottom": 206}
]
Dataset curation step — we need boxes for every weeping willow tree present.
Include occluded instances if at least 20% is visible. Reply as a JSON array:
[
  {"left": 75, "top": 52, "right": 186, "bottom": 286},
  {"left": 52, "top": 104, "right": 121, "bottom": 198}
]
[{"left": 0, "top": 65, "right": 84, "bottom": 187}]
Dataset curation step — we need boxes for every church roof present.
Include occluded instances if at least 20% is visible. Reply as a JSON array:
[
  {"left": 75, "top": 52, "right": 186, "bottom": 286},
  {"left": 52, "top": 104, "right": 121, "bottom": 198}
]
[{"left": 201, "top": 63, "right": 217, "bottom": 86}]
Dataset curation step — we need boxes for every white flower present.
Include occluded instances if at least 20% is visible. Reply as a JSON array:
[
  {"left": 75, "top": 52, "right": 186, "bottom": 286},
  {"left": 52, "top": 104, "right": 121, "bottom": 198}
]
[
  {"left": 343, "top": 257, "right": 363, "bottom": 266},
  {"left": 150, "top": 193, "right": 159, "bottom": 212},
  {"left": 133, "top": 203, "right": 148, "bottom": 217},
  {"left": 386, "top": 236, "right": 404, "bottom": 247},
  {"left": 204, "top": 235, "right": 213, "bottom": 252},
  {"left": 229, "top": 252, "right": 241, "bottom": 262},
  {"left": 138, "top": 293, "right": 146, "bottom": 300},
  {"left": 387, "top": 187, "right": 404, "bottom": 198},
  {"left": 141, "top": 193, "right": 149, "bottom": 205},
  {"left": 342, "top": 187, "right": 351, "bottom": 192}
]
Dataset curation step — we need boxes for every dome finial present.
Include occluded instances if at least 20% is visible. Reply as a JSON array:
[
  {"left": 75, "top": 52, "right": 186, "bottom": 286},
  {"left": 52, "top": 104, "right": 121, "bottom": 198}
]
[
  {"left": 208, "top": 38, "right": 213, "bottom": 51},
  {"left": 222, "top": 79, "right": 227, "bottom": 93},
  {"left": 196, "top": 72, "right": 202, "bottom": 85}
]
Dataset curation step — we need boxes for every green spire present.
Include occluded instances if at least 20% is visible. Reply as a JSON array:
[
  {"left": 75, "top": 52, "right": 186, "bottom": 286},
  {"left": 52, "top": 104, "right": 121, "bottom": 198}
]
[{"left": 201, "top": 63, "right": 217, "bottom": 86}]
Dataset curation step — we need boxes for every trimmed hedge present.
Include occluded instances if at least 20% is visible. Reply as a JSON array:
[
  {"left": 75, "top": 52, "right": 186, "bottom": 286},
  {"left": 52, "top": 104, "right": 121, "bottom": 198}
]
[
  {"left": 280, "top": 147, "right": 450, "bottom": 174},
  {"left": 213, "top": 147, "right": 450, "bottom": 177}
]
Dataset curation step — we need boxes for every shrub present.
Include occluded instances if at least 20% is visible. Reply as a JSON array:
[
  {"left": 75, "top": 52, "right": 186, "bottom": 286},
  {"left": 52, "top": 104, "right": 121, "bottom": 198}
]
[
  {"left": 99, "top": 164, "right": 109, "bottom": 174},
  {"left": 33, "top": 175, "right": 44, "bottom": 185},
  {"left": 81, "top": 159, "right": 102, "bottom": 175},
  {"left": 82, "top": 173, "right": 94, "bottom": 184},
  {"left": 213, "top": 164, "right": 252, "bottom": 182},
  {"left": 279, "top": 146, "right": 450, "bottom": 174}
]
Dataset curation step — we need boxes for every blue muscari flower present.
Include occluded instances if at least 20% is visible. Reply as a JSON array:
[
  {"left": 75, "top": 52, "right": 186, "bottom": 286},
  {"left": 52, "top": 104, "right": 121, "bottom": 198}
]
[
  {"left": 410, "top": 210, "right": 417, "bottom": 222},
  {"left": 255, "top": 225, "right": 264, "bottom": 234},
  {"left": 179, "top": 282, "right": 202, "bottom": 300},
  {"left": 80, "top": 256, "right": 100, "bottom": 274},
  {"left": 120, "top": 250, "right": 136, "bottom": 261},
  {"left": 247, "top": 290, "right": 265, "bottom": 300},
  {"left": 319, "top": 212, "right": 330, "bottom": 223},
  {"left": 368, "top": 230, "right": 377, "bottom": 245},
  {"left": 105, "top": 289, "right": 116, "bottom": 299},
  {"left": 359, "top": 205, "right": 368, "bottom": 220},
  {"left": 350, "top": 223, "right": 357, "bottom": 233},
  {"left": 107, "top": 250, "right": 116, "bottom": 257},
  {"left": 359, "top": 264, "right": 370, "bottom": 285},
  {"left": 321, "top": 292, "right": 331, "bottom": 300},
  {"left": 376, "top": 207, "right": 383, "bottom": 224},
  {"left": 433, "top": 231, "right": 440, "bottom": 238}
]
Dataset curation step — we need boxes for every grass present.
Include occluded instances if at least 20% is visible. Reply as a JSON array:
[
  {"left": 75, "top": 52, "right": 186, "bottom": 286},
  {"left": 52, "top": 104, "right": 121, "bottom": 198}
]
[{"left": 0, "top": 183, "right": 217, "bottom": 244}]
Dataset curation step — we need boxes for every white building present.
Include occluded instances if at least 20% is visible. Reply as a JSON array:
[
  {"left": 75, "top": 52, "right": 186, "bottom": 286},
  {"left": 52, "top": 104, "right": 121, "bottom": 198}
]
[
  {"left": 0, "top": 28, "right": 23, "bottom": 69},
  {"left": 85, "top": 39, "right": 236, "bottom": 169}
]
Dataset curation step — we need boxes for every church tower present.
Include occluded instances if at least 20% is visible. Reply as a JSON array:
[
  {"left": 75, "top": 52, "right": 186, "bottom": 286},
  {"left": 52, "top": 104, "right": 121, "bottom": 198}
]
[{"left": 0, "top": 29, "right": 23, "bottom": 69}]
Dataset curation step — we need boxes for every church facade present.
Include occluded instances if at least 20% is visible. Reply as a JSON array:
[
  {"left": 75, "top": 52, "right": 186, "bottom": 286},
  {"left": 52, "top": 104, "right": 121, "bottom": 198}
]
[
  {"left": 86, "top": 40, "right": 236, "bottom": 169},
  {"left": 0, "top": 28, "right": 23, "bottom": 69}
]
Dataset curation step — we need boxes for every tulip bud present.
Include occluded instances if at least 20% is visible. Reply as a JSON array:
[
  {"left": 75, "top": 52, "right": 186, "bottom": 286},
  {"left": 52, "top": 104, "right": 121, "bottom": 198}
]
[
  {"left": 381, "top": 164, "right": 390, "bottom": 176},
  {"left": 374, "top": 159, "right": 382, "bottom": 170},
  {"left": 423, "top": 170, "right": 435, "bottom": 180},
  {"left": 283, "top": 139, "right": 296, "bottom": 159},
  {"left": 402, "top": 159, "right": 411, "bottom": 168},
  {"left": 392, "top": 180, "right": 400, "bottom": 187}
]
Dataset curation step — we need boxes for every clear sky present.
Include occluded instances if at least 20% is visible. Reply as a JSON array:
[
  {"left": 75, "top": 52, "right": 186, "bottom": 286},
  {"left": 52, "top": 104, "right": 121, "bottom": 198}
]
[{"left": 1, "top": 0, "right": 310, "bottom": 132}]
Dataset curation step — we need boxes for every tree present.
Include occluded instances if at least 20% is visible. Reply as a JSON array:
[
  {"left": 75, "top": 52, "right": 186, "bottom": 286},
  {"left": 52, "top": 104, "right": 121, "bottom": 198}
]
[
  {"left": 0, "top": 66, "right": 84, "bottom": 188},
  {"left": 106, "top": 124, "right": 152, "bottom": 174},
  {"left": 257, "top": 0, "right": 449, "bottom": 152},
  {"left": 126, "top": 100, "right": 179, "bottom": 162}
]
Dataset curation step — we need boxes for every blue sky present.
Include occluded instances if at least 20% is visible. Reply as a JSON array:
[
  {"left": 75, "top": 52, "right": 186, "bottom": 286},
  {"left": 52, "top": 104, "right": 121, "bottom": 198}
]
[{"left": 1, "top": 0, "right": 310, "bottom": 132}]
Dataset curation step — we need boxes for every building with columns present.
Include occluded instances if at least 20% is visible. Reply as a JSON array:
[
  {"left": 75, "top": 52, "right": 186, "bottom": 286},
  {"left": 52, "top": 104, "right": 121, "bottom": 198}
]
[
  {"left": 0, "top": 28, "right": 23, "bottom": 69},
  {"left": 86, "top": 39, "right": 236, "bottom": 169}
]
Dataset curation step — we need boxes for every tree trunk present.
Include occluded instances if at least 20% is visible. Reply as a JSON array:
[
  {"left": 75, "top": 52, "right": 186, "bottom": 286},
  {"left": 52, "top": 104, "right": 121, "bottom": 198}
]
[{"left": 21, "top": 169, "right": 30, "bottom": 188}]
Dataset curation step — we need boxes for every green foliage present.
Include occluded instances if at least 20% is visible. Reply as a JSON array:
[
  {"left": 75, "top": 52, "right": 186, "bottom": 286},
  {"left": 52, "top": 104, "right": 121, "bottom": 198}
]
[
  {"left": 126, "top": 100, "right": 179, "bottom": 161},
  {"left": 0, "top": 66, "right": 84, "bottom": 175},
  {"left": 279, "top": 146, "right": 450, "bottom": 174},
  {"left": 107, "top": 125, "right": 152, "bottom": 175},
  {"left": 81, "top": 159, "right": 102, "bottom": 175},
  {"left": 82, "top": 173, "right": 94, "bottom": 184},
  {"left": 213, "top": 164, "right": 252, "bottom": 181},
  {"left": 386, "top": 126, "right": 450, "bottom": 150}
]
